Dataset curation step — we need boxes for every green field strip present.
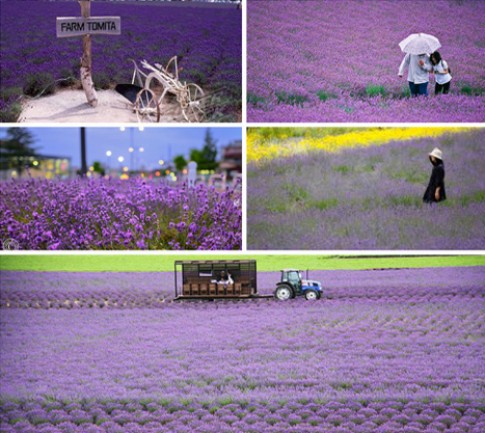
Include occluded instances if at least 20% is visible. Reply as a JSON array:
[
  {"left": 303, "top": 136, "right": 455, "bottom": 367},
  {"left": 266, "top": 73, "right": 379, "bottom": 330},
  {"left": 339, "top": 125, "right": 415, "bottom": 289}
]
[{"left": 1, "top": 254, "right": 484, "bottom": 273}]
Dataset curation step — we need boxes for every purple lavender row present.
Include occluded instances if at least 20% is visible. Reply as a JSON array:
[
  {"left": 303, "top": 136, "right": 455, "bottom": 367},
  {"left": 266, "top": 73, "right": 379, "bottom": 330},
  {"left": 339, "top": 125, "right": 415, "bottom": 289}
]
[
  {"left": 247, "top": 95, "right": 485, "bottom": 123},
  {"left": 247, "top": 0, "right": 484, "bottom": 122},
  {"left": 1, "top": 399, "right": 484, "bottom": 433},
  {"left": 248, "top": 130, "right": 485, "bottom": 249},
  {"left": 1, "top": 273, "right": 483, "bottom": 401},
  {"left": 1, "top": 267, "right": 484, "bottom": 308},
  {"left": 1, "top": 267, "right": 483, "bottom": 432},
  {"left": 0, "top": 178, "right": 242, "bottom": 250},
  {"left": 3, "top": 306, "right": 482, "bottom": 401}
]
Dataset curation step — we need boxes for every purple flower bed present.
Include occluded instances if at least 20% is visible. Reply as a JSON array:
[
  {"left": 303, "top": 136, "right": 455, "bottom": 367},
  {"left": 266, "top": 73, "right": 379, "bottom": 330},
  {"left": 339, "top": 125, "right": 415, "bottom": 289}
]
[
  {"left": 0, "top": 271, "right": 168, "bottom": 308},
  {"left": 247, "top": 0, "right": 485, "bottom": 122},
  {"left": 0, "top": 178, "right": 242, "bottom": 250},
  {"left": 247, "top": 129, "right": 485, "bottom": 249},
  {"left": 0, "top": 266, "right": 484, "bottom": 432},
  {"left": 1, "top": 266, "right": 484, "bottom": 306},
  {"left": 0, "top": 1, "right": 242, "bottom": 121}
]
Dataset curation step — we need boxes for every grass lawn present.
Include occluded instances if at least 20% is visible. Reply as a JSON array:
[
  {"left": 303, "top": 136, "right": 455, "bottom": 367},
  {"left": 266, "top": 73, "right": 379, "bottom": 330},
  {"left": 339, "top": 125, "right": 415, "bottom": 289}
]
[{"left": 1, "top": 254, "right": 483, "bottom": 272}]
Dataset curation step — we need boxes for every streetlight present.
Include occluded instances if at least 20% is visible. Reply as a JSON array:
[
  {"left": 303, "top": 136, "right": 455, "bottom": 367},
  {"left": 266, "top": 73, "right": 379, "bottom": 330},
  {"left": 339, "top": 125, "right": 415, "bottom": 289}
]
[
  {"left": 137, "top": 147, "right": 145, "bottom": 173},
  {"left": 120, "top": 128, "right": 144, "bottom": 172},
  {"left": 106, "top": 150, "right": 112, "bottom": 175},
  {"left": 129, "top": 147, "right": 134, "bottom": 171},
  {"left": 117, "top": 156, "right": 124, "bottom": 176}
]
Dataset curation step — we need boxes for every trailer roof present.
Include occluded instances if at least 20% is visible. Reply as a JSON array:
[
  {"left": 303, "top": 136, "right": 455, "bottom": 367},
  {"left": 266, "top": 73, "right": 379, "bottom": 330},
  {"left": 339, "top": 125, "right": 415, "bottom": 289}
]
[{"left": 174, "top": 260, "right": 256, "bottom": 265}]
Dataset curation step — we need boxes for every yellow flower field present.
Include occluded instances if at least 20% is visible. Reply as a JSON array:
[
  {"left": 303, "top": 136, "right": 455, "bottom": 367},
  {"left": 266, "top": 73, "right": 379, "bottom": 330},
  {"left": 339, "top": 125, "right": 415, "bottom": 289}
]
[{"left": 247, "top": 127, "right": 468, "bottom": 163}]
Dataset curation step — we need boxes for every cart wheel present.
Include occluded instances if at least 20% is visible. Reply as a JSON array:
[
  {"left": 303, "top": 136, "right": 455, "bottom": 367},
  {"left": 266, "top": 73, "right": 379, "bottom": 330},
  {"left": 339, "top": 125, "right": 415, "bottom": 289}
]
[
  {"left": 304, "top": 289, "right": 319, "bottom": 301},
  {"left": 135, "top": 88, "right": 160, "bottom": 123},
  {"left": 165, "top": 56, "right": 180, "bottom": 80},
  {"left": 275, "top": 286, "right": 292, "bottom": 301},
  {"left": 184, "top": 83, "right": 205, "bottom": 123}
]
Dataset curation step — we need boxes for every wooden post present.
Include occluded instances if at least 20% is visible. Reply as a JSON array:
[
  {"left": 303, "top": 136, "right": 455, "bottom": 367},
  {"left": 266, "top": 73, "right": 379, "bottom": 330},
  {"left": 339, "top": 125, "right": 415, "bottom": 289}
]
[{"left": 79, "top": 0, "right": 98, "bottom": 107}]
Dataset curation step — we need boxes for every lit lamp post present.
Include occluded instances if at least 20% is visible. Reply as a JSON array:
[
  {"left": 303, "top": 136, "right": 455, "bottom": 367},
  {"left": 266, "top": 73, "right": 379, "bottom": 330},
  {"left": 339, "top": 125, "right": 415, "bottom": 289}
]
[
  {"left": 117, "top": 156, "right": 124, "bottom": 175},
  {"left": 120, "top": 127, "right": 144, "bottom": 171},
  {"left": 129, "top": 147, "right": 134, "bottom": 172},
  {"left": 106, "top": 150, "right": 112, "bottom": 175},
  {"left": 138, "top": 147, "right": 144, "bottom": 173}
]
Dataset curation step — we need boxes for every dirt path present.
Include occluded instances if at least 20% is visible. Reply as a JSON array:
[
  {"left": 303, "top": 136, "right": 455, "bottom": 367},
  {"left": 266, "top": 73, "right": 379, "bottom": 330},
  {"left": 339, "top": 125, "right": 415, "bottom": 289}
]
[{"left": 19, "top": 89, "right": 186, "bottom": 123}]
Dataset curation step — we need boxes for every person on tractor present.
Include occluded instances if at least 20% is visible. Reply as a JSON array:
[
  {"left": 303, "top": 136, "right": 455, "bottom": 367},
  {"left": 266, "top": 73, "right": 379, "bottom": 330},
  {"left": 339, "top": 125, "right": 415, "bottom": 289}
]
[{"left": 217, "top": 271, "right": 233, "bottom": 289}]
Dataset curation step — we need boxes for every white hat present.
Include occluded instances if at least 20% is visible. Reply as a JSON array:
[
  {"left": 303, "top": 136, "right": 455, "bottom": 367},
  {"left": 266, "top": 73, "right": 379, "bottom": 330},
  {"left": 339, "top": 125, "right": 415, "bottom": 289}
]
[{"left": 429, "top": 147, "right": 443, "bottom": 160}]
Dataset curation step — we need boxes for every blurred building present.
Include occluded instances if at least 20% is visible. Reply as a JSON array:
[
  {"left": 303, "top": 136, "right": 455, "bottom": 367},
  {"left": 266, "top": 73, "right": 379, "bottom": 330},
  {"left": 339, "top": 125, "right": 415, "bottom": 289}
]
[
  {"left": 0, "top": 155, "right": 71, "bottom": 180},
  {"left": 219, "top": 140, "right": 241, "bottom": 180}
]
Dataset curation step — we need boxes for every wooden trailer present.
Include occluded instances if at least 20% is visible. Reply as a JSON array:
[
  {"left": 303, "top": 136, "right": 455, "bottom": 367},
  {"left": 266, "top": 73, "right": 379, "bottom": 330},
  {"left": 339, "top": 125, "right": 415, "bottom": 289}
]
[{"left": 174, "top": 260, "right": 269, "bottom": 300}]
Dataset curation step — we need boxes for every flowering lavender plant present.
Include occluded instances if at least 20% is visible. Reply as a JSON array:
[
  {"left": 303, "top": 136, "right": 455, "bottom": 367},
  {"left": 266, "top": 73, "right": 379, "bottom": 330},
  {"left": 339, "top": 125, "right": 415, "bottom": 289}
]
[
  {"left": 0, "top": 178, "right": 242, "bottom": 250},
  {"left": 247, "top": 129, "right": 485, "bottom": 249},
  {"left": 247, "top": 0, "right": 485, "bottom": 122},
  {"left": 0, "top": 266, "right": 484, "bottom": 432}
]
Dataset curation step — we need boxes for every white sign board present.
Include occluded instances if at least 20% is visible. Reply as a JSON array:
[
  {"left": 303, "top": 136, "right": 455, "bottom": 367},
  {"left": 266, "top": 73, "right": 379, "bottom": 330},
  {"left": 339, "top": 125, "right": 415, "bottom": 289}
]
[{"left": 56, "top": 17, "right": 121, "bottom": 38}]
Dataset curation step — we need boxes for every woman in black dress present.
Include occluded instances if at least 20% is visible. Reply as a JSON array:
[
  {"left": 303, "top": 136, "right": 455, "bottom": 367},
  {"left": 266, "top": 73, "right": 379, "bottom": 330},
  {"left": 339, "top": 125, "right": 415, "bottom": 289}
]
[{"left": 423, "top": 148, "right": 446, "bottom": 204}]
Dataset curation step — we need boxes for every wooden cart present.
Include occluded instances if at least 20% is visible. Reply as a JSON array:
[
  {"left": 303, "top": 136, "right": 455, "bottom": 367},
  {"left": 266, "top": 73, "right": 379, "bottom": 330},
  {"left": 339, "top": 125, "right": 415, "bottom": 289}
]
[{"left": 116, "top": 56, "right": 206, "bottom": 123}]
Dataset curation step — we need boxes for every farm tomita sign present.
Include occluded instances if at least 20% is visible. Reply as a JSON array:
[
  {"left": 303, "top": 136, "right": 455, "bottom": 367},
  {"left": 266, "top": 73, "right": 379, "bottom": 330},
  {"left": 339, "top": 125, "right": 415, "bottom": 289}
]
[
  {"left": 55, "top": 0, "right": 122, "bottom": 107},
  {"left": 56, "top": 16, "right": 121, "bottom": 38}
]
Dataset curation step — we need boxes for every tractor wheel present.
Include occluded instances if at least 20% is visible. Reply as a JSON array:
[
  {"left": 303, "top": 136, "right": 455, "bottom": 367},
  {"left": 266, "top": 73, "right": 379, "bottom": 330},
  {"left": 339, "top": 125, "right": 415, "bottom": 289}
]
[
  {"left": 304, "top": 289, "right": 319, "bottom": 301},
  {"left": 275, "top": 286, "right": 292, "bottom": 301}
]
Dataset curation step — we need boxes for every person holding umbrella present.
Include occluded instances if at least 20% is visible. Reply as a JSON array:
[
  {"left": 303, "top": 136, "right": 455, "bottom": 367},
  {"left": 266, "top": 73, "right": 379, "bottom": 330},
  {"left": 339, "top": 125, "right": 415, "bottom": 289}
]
[
  {"left": 398, "top": 33, "right": 440, "bottom": 97},
  {"left": 423, "top": 147, "right": 446, "bottom": 204}
]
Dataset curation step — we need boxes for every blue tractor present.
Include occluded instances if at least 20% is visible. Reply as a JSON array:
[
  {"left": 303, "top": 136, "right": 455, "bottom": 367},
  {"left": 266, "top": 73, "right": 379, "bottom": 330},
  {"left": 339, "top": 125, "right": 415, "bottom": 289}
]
[{"left": 274, "top": 269, "right": 323, "bottom": 301}]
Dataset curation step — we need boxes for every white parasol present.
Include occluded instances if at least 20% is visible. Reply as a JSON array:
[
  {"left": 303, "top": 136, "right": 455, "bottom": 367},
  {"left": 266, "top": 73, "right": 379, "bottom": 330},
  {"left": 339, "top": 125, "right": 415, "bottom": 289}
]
[{"left": 399, "top": 33, "right": 441, "bottom": 55}]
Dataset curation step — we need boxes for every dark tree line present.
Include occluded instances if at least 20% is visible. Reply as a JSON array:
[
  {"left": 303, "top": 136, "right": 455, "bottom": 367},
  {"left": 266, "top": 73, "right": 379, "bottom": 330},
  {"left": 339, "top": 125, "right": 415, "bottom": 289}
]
[
  {"left": 0, "top": 128, "right": 38, "bottom": 177},
  {"left": 173, "top": 128, "right": 218, "bottom": 172}
]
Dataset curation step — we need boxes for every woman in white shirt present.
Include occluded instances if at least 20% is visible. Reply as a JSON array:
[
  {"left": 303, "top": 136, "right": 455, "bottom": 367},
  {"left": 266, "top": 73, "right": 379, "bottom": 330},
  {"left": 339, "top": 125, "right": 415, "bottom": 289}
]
[{"left": 430, "top": 51, "right": 452, "bottom": 95}]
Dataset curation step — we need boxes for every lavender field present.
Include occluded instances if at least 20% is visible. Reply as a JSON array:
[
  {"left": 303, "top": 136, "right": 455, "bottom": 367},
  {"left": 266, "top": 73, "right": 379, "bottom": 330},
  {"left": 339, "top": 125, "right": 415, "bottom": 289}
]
[
  {"left": 247, "top": 129, "right": 485, "bottom": 250},
  {"left": 0, "top": 1, "right": 241, "bottom": 121},
  {"left": 247, "top": 0, "right": 485, "bottom": 122},
  {"left": 0, "top": 178, "right": 242, "bottom": 250},
  {"left": 1, "top": 266, "right": 484, "bottom": 432}
]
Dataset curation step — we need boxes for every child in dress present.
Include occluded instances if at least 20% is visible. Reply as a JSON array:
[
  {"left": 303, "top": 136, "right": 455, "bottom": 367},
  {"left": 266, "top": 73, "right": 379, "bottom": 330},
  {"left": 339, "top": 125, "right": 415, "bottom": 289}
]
[{"left": 430, "top": 51, "right": 452, "bottom": 95}]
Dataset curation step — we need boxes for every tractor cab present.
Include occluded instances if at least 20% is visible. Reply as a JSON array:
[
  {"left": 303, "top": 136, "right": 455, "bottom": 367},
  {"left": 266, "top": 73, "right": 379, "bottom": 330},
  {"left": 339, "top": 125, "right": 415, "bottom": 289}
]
[
  {"left": 281, "top": 269, "right": 302, "bottom": 290},
  {"left": 275, "top": 269, "right": 323, "bottom": 301}
]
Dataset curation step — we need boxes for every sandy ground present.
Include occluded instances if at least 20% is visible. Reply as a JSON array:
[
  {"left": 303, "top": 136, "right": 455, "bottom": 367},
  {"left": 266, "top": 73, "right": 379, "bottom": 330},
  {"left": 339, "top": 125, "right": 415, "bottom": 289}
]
[{"left": 19, "top": 89, "right": 187, "bottom": 124}]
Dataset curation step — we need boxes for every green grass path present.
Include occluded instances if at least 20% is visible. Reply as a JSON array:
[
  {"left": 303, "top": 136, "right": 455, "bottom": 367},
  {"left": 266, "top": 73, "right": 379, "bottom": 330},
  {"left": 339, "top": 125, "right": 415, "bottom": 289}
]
[{"left": 1, "top": 254, "right": 483, "bottom": 272}]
